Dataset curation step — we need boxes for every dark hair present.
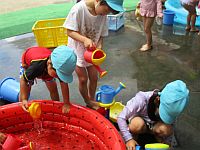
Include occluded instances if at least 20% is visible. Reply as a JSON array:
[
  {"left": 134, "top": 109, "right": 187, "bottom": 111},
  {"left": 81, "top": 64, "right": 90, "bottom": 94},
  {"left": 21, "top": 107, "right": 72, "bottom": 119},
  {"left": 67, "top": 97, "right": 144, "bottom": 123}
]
[
  {"left": 147, "top": 89, "right": 161, "bottom": 121},
  {"left": 100, "top": 0, "right": 119, "bottom": 14}
]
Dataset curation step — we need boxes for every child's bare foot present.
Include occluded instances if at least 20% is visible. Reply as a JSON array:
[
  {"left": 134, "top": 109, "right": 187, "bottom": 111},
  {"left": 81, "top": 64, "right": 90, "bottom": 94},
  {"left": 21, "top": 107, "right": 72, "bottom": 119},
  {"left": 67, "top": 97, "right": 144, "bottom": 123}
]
[
  {"left": 190, "top": 28, "right": 199, "bottom": 32},
  {"left": 85, "top": 100, "right": 100, "bottom": 110},
  {"left": 198, "top": 32, "right": 200, "bottom": 35},
  {"left": 185, "top": 26, "right": 191, "bottom": 31}
]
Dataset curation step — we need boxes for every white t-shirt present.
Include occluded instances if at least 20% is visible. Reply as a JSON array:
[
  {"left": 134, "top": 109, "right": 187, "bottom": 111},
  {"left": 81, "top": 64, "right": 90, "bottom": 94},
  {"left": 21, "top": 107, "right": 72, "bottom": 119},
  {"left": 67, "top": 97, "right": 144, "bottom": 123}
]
[{"left": 63, "top": 0, "right": 108, "bottom": 67}]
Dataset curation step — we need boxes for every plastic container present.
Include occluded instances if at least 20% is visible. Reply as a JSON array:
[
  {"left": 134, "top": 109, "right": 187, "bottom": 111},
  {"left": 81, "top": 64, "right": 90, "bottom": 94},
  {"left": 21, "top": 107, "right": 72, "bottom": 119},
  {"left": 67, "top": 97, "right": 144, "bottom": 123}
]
[
  {"left": 107, "top": 12, "right": 125, "bottom": 31},
  {"left": 145, "top": 143, "right": 169, "bottom": 150},
  {"left": 109, "top": 102, "right": 124, "bottom": 122},
  {"left": 0, "top": 77, "right": 20, "bottom": 102},
  {"left": 136, "top": 145, "right": 141, "bottom": 150},
  {"left": 28, "top": 102, "right": 41, "bottom": 119},
  {"left": 2, "top": 134, "right": 22, "bottom": 150},
  {"left": 32, "top": 18, "right": 68, "bottom": 48},
  {"left": 163, "top": 10, "right": 175, "bottom": 25},
  {"left": 84, "top": 49, "right": 106, "bottom": 66}
]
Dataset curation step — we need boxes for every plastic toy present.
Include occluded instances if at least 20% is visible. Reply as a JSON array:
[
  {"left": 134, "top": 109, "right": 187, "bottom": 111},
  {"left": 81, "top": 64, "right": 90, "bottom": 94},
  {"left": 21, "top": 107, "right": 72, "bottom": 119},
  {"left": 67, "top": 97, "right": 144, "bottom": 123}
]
[
  {"left": 28, "top": 102, "right": 41, "bottom": 119},
  {"left": 0, "top": 100, "right": 126, "bottom": 149},
  {"left": 96, "top": 82, "right": 126, "bottom": 122},
  {"left": 163, "top": 10, "right": 175, "bottom": 25},
  {"left": 96, "top": 82, "right": 126, "bottom": 105},
  {"left": 136, "top": 145, "right": 141, "bottom": 150},
  {"left": 135, "top": 5, "right": 142, "bottom": 22},
  {"left": 84, "top": 48, "right": 107, "bottom": 78},
  {"left": 0, "top": 77, "right": 20, "bottom": 103},
  {"left": 2, "top": 134, "right": 32, "bottom": 150},
  {"left": 2, "top": 134, "right": 22, "bottom": 150},
  {"left": 145, "top": 143, "right": 169, "bottom": 150},
  {"left": 109, "top": 102, "right": 124, "bottom": 122}
]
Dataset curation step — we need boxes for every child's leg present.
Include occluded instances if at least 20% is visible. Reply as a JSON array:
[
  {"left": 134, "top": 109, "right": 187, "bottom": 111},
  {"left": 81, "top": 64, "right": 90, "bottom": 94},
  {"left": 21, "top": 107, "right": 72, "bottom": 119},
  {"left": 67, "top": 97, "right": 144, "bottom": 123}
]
[
  {"left": 183, "top": 3, "right": 198, "bottom": 31},
  {"left": 87, "top": 65, "right": 98, "bottom": 100},
  {"left": 86, "top": 65, "right": 99, "bottom": 109},
  {"left": 182, "top": 4, "right": 191, "bottom": 30},
  {"left": 140, "top": 16, "right": 154, "bottom": 51},
  {"left": 75, "top": 66, "right": 90, "bottom": 104},
  {"left": 129, "top": 117, "right": 148, "bottom": 135},
  {"left": 152, "top": 121, "right": 173, "bottom": 143},
  {"left": 190, "top": 13, "right": 198, "bottom": 31},
  {"left": 186, "top": 13, "right": 192, "bottom": 30},
  {"left": 45, "top": 79, "right": 59, "bottom": 101},
  {"left": 189, "top": 3, "right": 198, "bottom": 31},
  {"left": 144, "top": 17, "right": 155, "bottom": 46}
]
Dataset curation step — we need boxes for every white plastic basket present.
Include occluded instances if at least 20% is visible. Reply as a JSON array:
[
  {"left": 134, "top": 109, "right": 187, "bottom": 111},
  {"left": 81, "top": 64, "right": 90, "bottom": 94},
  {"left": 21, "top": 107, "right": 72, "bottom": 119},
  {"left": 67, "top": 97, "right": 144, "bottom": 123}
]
[{"left": 107, "top": 12, "right": 124, "bottom": 31}]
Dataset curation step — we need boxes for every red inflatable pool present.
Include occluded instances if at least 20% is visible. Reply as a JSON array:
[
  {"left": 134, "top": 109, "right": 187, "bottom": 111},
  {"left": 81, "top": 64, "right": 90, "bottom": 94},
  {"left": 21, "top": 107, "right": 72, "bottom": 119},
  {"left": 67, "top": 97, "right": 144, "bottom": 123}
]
[{"left": 0, "top": 100, "right": 126, "bottom": 150}]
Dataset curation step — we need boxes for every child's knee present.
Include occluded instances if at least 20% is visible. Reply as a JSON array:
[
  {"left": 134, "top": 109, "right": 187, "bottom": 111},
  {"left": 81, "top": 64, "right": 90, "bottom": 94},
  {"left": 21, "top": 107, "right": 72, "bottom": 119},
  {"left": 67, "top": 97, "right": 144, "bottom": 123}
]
[
  {"left": 129, "top": 117, "right": 146, "bottom": 134},
  {"left": 153, "top": 122, "right": 173, "bottom": 137},
  {"left": 79, "top": 76, "right": 88, "bottom": 85},
  {"left": 144, "top": 27, "right": 151, "bottom": 33}
]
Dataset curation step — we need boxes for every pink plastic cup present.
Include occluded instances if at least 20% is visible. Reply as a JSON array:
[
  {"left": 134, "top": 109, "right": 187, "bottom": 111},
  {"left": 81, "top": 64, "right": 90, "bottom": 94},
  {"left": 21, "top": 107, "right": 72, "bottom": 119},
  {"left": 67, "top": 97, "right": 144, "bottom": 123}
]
[{"left": 2, "top": 134, "right": 22, "bottom": 150}]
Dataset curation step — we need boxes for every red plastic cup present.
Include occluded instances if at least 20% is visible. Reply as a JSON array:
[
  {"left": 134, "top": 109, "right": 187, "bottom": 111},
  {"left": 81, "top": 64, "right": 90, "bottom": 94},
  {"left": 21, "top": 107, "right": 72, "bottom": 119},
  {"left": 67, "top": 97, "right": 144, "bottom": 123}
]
[{"left": 2, "top": 134, "right": 22, "bottom": 150}]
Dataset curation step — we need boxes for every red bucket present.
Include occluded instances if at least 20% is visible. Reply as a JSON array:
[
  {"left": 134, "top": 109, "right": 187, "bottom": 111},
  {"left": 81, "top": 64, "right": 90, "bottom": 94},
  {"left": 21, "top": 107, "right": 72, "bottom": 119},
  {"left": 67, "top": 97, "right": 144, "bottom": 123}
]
[{"left": 2, "top": 134, "right": 22, "bottom": 150}]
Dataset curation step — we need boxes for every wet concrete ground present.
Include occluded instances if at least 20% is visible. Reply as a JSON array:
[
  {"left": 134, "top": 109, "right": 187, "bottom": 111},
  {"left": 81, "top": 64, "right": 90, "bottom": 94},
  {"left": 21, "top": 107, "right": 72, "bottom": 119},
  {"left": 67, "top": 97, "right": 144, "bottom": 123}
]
[{"left": 0, "top": 13, "right": 200, "bottom": 149}]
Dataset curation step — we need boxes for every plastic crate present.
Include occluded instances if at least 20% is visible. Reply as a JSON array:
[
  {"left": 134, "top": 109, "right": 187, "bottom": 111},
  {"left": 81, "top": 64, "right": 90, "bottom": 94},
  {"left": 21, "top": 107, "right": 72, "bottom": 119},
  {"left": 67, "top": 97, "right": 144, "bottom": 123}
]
[
  {"left": 107, "top": 12, "right": 124, "bottom": 31},
  {"left": 32, "top": 18, "right": 68, "bottom": 48}
]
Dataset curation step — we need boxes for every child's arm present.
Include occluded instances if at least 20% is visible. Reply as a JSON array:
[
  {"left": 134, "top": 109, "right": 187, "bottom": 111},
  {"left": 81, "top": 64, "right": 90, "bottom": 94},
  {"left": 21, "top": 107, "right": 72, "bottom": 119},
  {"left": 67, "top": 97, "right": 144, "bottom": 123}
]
[
  {"left": 156, "top": 0, "right": 163, "bottom": 18},
  {"left": 117, "top": 92, "right": 149, "bottom": 148},
  {"left": 67, "top": 29, "right": 96, "bottom": 49},
  {"left": 60, "top": 82, "right": 70, "bottom": 113},
  {"left": 19, "top": 77, "right": 30, "bottom": 111},
  {"left": 96, "top": 37, "right": 103, "bottom": 49}
]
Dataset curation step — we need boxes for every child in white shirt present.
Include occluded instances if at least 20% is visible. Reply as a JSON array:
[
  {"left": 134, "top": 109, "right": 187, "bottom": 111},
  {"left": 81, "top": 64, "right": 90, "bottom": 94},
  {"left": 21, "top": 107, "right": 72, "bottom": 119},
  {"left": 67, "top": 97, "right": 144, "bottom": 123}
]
[{"left": 63, "top": 0, "right": 124, "bottom": 109}]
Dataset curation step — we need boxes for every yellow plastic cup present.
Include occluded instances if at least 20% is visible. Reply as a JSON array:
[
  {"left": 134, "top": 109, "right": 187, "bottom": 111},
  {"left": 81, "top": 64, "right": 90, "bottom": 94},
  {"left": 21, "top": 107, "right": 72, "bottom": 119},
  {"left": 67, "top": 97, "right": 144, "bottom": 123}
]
[
  {"left": 28, "top": 102, "right": 41, "bottom": 119},
  {"left": 145, "top": 143, "right": 169, "bottom": 150}
]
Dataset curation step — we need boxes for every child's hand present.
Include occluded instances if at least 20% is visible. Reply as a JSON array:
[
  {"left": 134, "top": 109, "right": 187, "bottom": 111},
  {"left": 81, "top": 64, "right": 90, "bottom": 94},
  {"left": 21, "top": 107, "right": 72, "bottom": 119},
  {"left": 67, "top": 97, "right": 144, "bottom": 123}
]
[
  {"left": 84, "top": 38, "right": 96, "bottom": 51},
  {"left": 136, "top": 2, "right": 140, "bottom": 8},
  {"left": 126, "top": 139, "right": 138, "bottom": 150},
  {"left": 21, "top": 100, "right": 29, "bottom": 112},
  {"left": 0, "top": 132, "right": 6, "bottom": 144},
  {"left": 157, "top": 13, "right": 163, "bottom": 18},
  {"left": 62, "top": 103, "right": 70, "bottom": 114}
]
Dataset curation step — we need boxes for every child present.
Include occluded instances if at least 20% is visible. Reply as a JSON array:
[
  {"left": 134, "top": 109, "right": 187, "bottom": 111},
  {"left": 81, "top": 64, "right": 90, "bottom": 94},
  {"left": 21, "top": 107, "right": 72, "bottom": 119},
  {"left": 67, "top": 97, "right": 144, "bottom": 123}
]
[
  {"left": 117, "top": 80, "right": 189, "bottom": 149},
  {"left": 139, "top": 0, "right": 163, "bottom": 51},
  {"left": 63, "top": 0, "right": 124, "bottom": 109},
  {"left": 180, "top": 0, "right": 199, "bottom": 32},
  {"left": 0, "top": 132, "right": 6, "bottom": 145},
  {"left": 19, "top": 45, "right": 77, "bottom": 113}
]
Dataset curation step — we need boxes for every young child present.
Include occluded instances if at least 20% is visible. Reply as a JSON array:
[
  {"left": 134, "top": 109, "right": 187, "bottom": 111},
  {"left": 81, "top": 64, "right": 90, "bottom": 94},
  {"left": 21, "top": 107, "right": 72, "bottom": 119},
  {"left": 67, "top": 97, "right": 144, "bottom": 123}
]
[
  {"left": 19, "top": 45, "right": 77, "bottom": 113},
  {"left": 180, "top": 0, "right": 199, "bottom": 32},
  {"left": 117, "top": 80, "right": 189, "bottom": 149},
  {"left": 63, "top": 0, "right": 124, "bottom": 109},
  {"left": 139, "top": 0, "right": 163, "bottom": 51},
  {"left": 0, "top": 132, "right": 6, "bottom": 145}
]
